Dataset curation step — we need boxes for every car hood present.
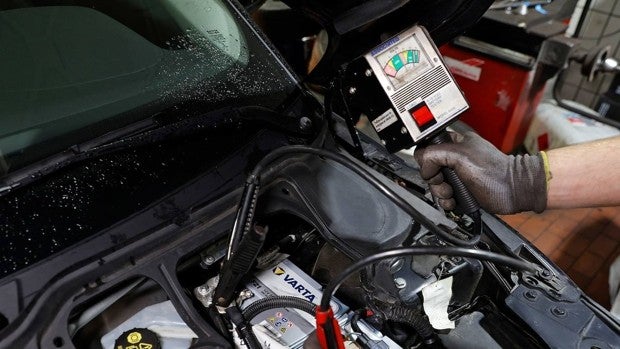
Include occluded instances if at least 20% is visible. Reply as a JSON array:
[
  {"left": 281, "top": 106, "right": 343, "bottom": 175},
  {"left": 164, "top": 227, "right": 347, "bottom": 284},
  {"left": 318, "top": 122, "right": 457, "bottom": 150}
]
[{"left": 281, "top": 0, "right": 494, "bottom": 82}]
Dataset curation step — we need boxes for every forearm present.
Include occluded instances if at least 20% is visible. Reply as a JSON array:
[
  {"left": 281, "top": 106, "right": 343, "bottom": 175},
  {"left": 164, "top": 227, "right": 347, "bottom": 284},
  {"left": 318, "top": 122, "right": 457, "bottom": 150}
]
[{"left": 546, "top": 136, "right": 620, "bottom": 209}]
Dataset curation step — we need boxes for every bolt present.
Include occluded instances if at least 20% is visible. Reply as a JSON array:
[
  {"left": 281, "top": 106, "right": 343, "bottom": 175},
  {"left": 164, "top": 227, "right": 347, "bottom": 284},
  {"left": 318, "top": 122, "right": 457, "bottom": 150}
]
[
  {"left": 539, "top": 269, "right": 553, "bottom": 280},
  {"left": 365, "top": 69, "right": 373, "bottom": 77},
  {"left": 197, "top": 286, "right": 209, "bottom": 296},
  {"left": 551, "top": 307, "right": 566, "bottom": 317},
  {"left": 349, "top": 87, "right": 357, "bottom": 95},
  {"left": 203, "top": 255, "right": 216, "bottom": 266},
  {"left": 400, "top": 127, "right": 407, "bottom": 134},
  {"left": 389, "top": 258, "right": 404, "bottom": 273},
  {"left": 524, "top": 290, "right": 538, "bottom": 301},
  {"left": 394, "top": 277, "right": 407, "bottom": 289},
  {"left": 299, "top": 117, "right": 312, "bottom": 131},
  {"left": 239, "top": 289, "right": 254, "bottom": 300}
]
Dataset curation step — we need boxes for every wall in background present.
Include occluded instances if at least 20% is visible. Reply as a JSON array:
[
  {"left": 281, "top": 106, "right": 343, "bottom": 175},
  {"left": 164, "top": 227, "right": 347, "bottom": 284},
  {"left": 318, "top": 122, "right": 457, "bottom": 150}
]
[{"left": 558, "top": 0, "right": 620, "bottom": 108}]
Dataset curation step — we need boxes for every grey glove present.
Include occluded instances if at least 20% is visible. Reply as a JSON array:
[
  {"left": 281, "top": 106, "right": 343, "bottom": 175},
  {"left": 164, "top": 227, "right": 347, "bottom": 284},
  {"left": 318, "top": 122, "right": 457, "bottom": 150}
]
[{"left": 414, "top": 131, "right": 547, "bottom": 215}]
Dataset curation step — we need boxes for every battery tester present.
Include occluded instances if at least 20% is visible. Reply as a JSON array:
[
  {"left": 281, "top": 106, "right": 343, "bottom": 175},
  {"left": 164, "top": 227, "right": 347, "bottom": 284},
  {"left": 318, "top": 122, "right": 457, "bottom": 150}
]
[{"left": 342, "top": 25, "right": 480, "bottom": 220}]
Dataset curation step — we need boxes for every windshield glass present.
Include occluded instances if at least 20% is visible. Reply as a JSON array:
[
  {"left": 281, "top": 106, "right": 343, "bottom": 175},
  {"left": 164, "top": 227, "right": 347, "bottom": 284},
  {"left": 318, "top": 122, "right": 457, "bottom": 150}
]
[{"left": 0, "top": 0, "right": 297, "bottom": 175}]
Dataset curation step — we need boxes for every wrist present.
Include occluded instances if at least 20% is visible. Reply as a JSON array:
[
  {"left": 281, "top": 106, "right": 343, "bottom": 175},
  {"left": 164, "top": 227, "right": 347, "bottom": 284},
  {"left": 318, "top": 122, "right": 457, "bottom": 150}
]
[{"left": 512, "top": 153, "right": 548, "bottom": 213}]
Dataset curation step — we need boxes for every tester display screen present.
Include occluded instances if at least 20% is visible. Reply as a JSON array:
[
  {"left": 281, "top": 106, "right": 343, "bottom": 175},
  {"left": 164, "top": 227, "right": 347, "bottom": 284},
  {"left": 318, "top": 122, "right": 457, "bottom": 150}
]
[{"left": 374, "top": 34, "right": 432, "bottom": 90}]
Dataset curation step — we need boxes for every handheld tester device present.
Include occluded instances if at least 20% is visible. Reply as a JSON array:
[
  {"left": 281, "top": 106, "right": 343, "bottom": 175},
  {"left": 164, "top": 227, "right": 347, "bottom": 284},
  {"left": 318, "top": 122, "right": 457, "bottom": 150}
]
[
  {"left": 344, "top": 25, "right": 469, "bottom": 152},
  {"left": 343, "top": 25, "right": 480, "bottom": 220}
]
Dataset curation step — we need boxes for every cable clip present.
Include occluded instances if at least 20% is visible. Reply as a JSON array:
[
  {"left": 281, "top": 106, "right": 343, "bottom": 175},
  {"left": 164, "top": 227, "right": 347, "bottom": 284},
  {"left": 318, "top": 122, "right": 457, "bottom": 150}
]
[{"left": 315, "top": 307, "right": 345, "bottom": 349}]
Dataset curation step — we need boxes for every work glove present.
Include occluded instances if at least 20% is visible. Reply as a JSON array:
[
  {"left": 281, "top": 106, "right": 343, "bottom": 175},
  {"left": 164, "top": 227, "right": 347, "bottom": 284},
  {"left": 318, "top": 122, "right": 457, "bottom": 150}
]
[{"left": 414, "top": 131, "right": 548, "bottom": 215}]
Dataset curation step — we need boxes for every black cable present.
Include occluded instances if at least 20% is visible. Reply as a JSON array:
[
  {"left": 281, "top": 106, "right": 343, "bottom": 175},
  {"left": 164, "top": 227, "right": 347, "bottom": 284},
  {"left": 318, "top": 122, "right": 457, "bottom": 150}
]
[
  {"left": 319, "top": 246, "right": 539, "bottom": 310},
  {"left": 248, "top": 145, "right": 478, "bottom": 247},
  {"left": 241, "top": 296, "right": 317, "bottom": 322},
  {"left": 427, "top": 131, "right": 482, "bottom": 245},
  {"left": 227, "top": 180, "right": 260, "bottom": 260},
  {"left": 351, "top": 310, "right": 364, "bottom": 334},
  {"left": 226, "top": 306, "right": 262, "bottom": 349}
]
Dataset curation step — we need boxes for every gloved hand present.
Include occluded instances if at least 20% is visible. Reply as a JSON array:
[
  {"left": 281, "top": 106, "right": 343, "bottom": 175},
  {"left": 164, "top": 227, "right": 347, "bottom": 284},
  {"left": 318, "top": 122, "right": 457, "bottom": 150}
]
[{"left": 414, "top": 131, "right": 548, "bottom": 215}]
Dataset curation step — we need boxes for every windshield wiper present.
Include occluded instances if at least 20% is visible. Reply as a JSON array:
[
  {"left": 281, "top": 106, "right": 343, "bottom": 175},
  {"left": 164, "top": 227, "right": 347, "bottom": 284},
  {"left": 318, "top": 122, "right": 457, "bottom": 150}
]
[{"left": 0, "top": 106, "right": 311, "bottom": 197}]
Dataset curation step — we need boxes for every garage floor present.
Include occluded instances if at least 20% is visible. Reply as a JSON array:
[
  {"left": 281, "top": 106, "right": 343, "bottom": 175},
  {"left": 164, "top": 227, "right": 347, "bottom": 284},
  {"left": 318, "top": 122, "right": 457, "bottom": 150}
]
[{"left": 500, "top": 207, "right": 620, "bottom": 309}]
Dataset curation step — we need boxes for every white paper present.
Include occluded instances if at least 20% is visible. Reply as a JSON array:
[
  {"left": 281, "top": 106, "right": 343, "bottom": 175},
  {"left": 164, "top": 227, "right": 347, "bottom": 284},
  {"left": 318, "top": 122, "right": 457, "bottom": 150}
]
[{"left": 421, "top": 277, "right": 455, "bottom": 330}]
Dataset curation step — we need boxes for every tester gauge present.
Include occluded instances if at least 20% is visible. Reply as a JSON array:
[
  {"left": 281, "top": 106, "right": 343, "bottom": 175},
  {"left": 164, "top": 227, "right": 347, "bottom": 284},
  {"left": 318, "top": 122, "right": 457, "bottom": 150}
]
[{"left": 344, "top": 25, "right": 469, "bottom": 152}]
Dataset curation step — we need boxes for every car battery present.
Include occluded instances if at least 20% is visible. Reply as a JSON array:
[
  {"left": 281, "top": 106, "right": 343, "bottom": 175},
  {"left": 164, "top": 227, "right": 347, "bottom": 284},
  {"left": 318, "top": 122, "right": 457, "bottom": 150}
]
[{"left": 240, "top": 259, "right": 349, "bottom": 348}]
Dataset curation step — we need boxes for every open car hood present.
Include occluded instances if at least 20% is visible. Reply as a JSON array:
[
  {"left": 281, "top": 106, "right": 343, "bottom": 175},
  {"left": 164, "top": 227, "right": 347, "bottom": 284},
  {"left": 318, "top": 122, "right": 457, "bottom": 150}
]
[{"left": 281, "top": 0, "right": 494, "bottom": 82}]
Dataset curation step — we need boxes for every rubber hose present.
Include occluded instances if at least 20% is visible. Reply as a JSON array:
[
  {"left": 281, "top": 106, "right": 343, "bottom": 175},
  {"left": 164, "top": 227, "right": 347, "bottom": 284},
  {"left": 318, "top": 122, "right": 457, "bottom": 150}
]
[
  {"left": 242, "top": 296, "right": 317, "bottom": 322},
  {"left": 238, "top": 324, "right": 262, "bottom": 349},
  {"left": 385, "top": 306, "right": 442, "bottom": 347},
  {"left": 227, "top": 181, "right": 259, "bottom": 260}
]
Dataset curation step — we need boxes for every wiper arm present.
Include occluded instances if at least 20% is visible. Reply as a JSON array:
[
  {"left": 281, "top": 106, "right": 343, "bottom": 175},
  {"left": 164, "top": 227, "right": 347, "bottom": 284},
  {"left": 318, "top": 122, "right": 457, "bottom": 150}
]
[
  {"left": 0, "top": 106, "right": 308, "bottom": 197},
  {"left": 0, "top": 117, "right": 157, "bottom": 194}
]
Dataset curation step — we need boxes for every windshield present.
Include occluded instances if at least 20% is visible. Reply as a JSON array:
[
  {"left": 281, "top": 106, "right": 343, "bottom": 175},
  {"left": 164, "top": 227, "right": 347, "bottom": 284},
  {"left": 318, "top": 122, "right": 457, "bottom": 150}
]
[{"left": 0, "top": 0, "right": 297, "bottom": 174}]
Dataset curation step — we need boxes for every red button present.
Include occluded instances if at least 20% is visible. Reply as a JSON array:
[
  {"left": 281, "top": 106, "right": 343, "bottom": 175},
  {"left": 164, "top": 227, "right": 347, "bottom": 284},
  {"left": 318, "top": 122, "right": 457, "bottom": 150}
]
[{"left": 410, "top": 103, "right": 436, "bottom": 130}]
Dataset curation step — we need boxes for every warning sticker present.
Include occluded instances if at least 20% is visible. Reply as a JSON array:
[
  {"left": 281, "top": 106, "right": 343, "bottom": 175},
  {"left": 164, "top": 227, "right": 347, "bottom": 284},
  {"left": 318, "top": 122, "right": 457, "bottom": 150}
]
[{"left": 372, "top": 109, "right": 399, "bottom": 132}]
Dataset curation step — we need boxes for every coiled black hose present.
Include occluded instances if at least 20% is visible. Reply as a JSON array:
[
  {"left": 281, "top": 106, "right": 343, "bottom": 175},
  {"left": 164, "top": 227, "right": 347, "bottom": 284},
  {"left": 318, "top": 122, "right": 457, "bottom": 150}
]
[
  {"left": 386, "top": 306, "right": 440, "bottom": 347},
  {"left": 235, "top": 296, "right": 318, "bottom": 349},
  {"left": 242, "top": 296, "right": 317, "bottom": 321}
]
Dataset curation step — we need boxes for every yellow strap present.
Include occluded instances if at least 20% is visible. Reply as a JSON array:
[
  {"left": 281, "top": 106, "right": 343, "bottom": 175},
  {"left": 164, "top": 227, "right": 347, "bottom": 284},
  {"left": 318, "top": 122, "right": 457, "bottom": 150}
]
[{"left": 539, "top": 150, "right": 552, "bottom": 191}]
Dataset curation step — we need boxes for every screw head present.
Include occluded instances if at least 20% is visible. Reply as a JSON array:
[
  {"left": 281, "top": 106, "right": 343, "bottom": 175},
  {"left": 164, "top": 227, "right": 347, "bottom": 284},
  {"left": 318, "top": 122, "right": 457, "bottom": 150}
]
[
  {"left": 299, "top": 117, "right": 312, "bottom": 131},
  {"left": 365, "top": 69, "right": 373, "bottom": 77},
  {"left": 394, "top": 277, "right": 407, "bottom": 289},
  {"left": 348, "top": 87, "right": 357, "bottom": 95},
  {"left": 202, "top": 255, "right": 216, "bottom": 266},
  {"left": 551, "top": 307, "right": 566, "bottom": 317},
  {"left": 524, "top": 290, "right": 538, "bottom": 301}
]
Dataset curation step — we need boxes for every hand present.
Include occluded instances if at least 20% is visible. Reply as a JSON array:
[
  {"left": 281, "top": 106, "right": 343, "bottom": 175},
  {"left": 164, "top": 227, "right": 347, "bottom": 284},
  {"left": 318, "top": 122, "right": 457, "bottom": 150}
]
[{"left": 414, "top": 131, "right": 547, "bottom": 215}]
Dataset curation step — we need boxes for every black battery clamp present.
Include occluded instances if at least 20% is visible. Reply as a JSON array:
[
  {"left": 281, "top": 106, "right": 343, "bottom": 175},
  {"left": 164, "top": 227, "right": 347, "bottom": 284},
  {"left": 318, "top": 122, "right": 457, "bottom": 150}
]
[{"left": 341, "top": 25, "right": 481, "bottom": 239}]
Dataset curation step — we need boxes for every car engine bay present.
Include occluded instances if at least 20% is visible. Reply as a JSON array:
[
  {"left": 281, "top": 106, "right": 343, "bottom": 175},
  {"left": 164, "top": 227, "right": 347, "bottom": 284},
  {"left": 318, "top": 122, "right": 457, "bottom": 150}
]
[{"left": 0, "top": 1, "right": 619, "bottom": 349}]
